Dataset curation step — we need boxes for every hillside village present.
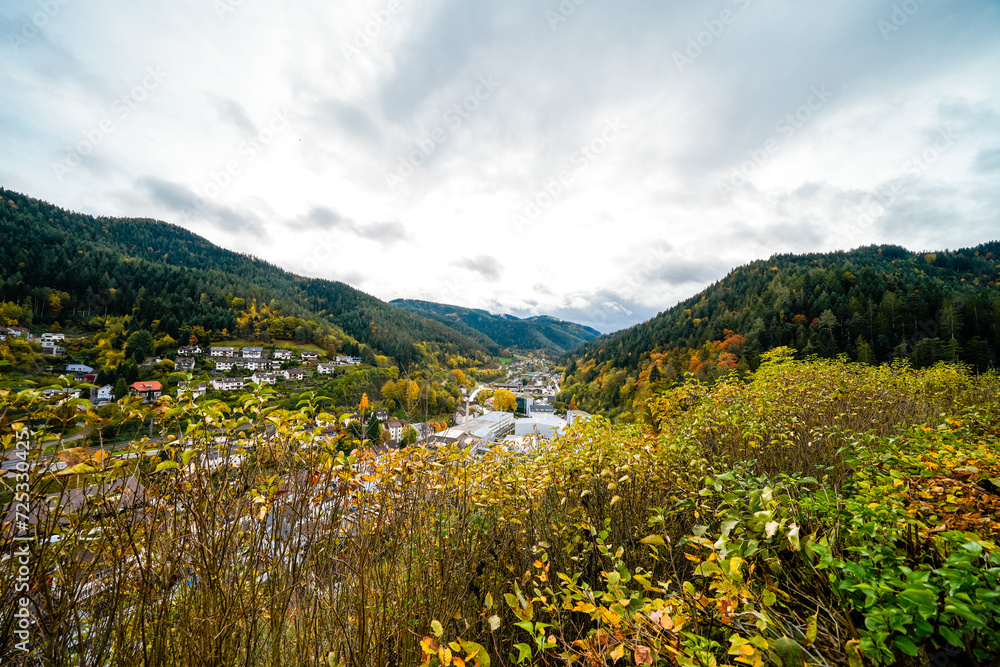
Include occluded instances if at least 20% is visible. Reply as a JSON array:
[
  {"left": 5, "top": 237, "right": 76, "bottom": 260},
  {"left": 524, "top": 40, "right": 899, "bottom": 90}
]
[{"left": 0, "top": 324, "right": 586, "bottom": 467}]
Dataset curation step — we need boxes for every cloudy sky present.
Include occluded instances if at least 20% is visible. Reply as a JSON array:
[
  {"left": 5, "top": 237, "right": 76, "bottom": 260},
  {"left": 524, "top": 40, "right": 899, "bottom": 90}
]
[{"left": 2, "top": 0, "right": 999, "bottom": 332}]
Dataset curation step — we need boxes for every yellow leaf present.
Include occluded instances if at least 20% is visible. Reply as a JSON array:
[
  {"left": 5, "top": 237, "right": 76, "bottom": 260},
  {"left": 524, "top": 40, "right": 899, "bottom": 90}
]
[
  {"left": 439, "top": 646, "right": 453, "bottom": 666},
  {"left": 610, "top": 643, "right": 625, "bottom": 662},
  {"left": 420, "top": 637, "right": 439, "bottom": 655},
  {"left": 430, "top": 620, "right": 444, "bottom": 638}
]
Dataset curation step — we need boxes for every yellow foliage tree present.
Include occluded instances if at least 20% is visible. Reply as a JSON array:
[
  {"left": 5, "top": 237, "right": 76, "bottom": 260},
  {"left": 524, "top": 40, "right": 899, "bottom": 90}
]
[{"left": 493, "top": 389, "right": 517, "bottom": 413}]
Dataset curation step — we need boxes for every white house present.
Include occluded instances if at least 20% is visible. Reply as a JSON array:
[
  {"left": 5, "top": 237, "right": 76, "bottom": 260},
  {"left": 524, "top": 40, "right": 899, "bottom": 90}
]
[
  {"left": 178, "top": 345, "right": 202, "bottom": 355},
  {"left": 41, "top": 333, "right": 66, "bottom": 344},
  {"left": 248, "top": 371, "right": 279, "bottom": 385},
  {"left": 284, "top": 369, "right": 306, "bottom": 381},
  {"left": 211, "top": 377, "right": 245, "bottom": 391},
  {"left": 96, "top": 385, "right": 114, "bottom": 403},
  {"left": 317, "top": 363, "right": 338, "bottom": 375},
  {"left": 66, "top": 364, "right": 94, "bottom": 374},
  {"left": 242, "top": 347, "right": 264, "bottom": 359},
  {"left": 175, "top": 357, "right": 197, "bottom": 371},
  {"left": 244, "top": 359, "right": 270, "bottom": 372},
  {"left": 215, "top": 358, "right": 240, "bottom": 371},
  {"left": 384, "top": 419, "right": 406, "bottom": 442},
  {"left": 301, "top": 350, "right": 319, "bottom": 361},
  {"left": 41, "top": 344, "right": 65, "bottom": 357},
  {"left": 273, "top": 349, "right": 292, "bottom": 360},
  {"left": 211, "top": 346, "right": 236, "bottom": 357},
  {"left": 335, "top": 356, "right": 363, "bottom": 366}
]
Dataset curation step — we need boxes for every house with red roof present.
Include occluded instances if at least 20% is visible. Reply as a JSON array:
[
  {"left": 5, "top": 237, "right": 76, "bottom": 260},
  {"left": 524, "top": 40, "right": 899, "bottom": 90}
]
[{"left": 130, "top": 381, "right": 162, "bottom": 402}]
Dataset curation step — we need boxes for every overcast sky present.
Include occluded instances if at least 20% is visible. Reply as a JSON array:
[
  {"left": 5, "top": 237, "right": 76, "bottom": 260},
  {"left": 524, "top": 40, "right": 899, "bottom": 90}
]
[{"left": 2, "top": 0, "right": 999, "bottom": 332}]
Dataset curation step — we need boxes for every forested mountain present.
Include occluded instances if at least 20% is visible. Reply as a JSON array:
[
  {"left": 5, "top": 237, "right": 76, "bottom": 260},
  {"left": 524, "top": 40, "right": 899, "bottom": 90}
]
[
  {"left": 391, "top": 298, "right": 601, "bottom": 355},
  {"left": 0, "top": 189, "right": 490, "bottom": 364},
  {"left": 558, "top": 243, "right": 1000, "bottom": 419}
]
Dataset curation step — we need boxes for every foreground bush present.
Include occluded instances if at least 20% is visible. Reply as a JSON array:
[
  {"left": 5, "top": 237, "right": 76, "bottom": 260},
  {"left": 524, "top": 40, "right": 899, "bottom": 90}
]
[{"left": 2, "top": 355, "right": 1000, "bottom": 666}]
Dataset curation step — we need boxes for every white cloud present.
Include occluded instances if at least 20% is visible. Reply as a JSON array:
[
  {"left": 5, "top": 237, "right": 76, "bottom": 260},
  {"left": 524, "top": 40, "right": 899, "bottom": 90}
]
[{"left": 1, "top": 0, "right": 999, "bottom": 333}]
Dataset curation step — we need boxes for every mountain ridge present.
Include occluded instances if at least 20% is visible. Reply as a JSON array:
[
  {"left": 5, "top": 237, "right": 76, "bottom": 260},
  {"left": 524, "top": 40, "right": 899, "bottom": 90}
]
[
  {"left": 557, "top": 242, "right": 1000, "bottom": 419},
  {"left": 0, "top": 188, "right": 493, "bottom": 364},
  {"left": 390, "top": 298, "right": 601, "bottom": 355}
]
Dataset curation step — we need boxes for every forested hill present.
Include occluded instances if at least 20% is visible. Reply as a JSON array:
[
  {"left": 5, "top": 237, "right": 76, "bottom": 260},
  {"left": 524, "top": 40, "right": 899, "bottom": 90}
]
[
  {"left": 391, "top": 298, "right": 601, "bottom": 355},
  {"left": 557, "top": 243, "right": 1000, "bottom": 420},
  {"left": 0, "top": 189, "right": 490, "bottom": 363}
]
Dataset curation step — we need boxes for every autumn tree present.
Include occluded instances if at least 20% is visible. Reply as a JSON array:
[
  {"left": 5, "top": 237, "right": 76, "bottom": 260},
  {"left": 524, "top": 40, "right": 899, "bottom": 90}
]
[{"left": 493, "top": 389, "right": 516, "bottom": 413}]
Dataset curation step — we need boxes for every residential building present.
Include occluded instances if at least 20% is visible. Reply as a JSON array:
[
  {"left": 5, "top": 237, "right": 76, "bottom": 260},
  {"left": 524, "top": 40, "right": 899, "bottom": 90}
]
[
  {"left": 317, "top": 362, "right": 338, "bottom": 375},
  {"left": 335, "top": 355, "right": 363, "bottom": 366},
  {"left": 566, "top": 410, "right": 592, "bottom": 427},
  {"left": 373, "top": 409, "right": 389, "bottom": 421},
  {"left": 273, "top": 349, "right": 293, "bottom": 360},
  {"left": 409, "top": 422, "right": 436, "bottom": 442},
  {"left": 40, "top": 333, "right": 66, "bottom": 344},
  {"left": 211, "top": 346, "right": 236, "bottom": 357},
  {"left": 249, "top": 371, "right": 279, "bottom": 385},
  {"left": 178, "top": 382, "right": 208, "bottom": 398},
  {"left": 0, "top": 326, "right": 9, "bottom": 340},
  {"left": 42, "top": 344, "right": 65, "bottom": 357},
  {"left": 211, "top": 377, "right": 245, "bottom": 391},
  {"left": 7, "top": 327, "right": 29, "bottom": 339},
  {"left": 96, "top": 385, "right": 114, "bottom": 403},
  {"left": 215, "top": 358, "right": 241, "bottom": 371},
  {"left": 130, "top": 381, "right": 162, "bottom": 402},
  {"left": 529, "top": 403, "right": 555, "bottom": 416},
  {"left": 384, "top": 419, "right": 406, "bottom": 442},
  {"left": 284, "top": 369, "right": 306, "bottom": 381},
  {"left": 301, "top": 350, "right": 319, "bottom": 361},
  {"left": 244, "top": 359, "right": 270, "bottom": 372},
  {"left": 175, "top": 357, "right": 197, "bottom": 371},
  {"left": 66, "top": 363, "right": 94, "bottom": 374},
  {"left": 178, "top": 345, "right": 202, "bottom": 355},
  {"left": 242, "top": 347, "right": 265, "bottom": 359}
]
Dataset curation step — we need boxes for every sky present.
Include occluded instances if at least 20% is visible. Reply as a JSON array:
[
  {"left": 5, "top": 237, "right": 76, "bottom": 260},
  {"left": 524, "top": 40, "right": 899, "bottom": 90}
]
[{"left": 2, "top": 0, "right": 999, "bottom": 333}]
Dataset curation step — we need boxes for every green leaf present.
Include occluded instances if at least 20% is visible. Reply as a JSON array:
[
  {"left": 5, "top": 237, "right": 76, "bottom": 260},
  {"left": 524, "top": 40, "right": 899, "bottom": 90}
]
[
  {"left": 639, "top": 534, "right": 665, "bottom": 546},
  {"left": 514, "top": 643, "right": 532, "bottom": 665},
  {"left": 430, "top": 619, "right": 444, "bottom": 638},
  {"left": 893, "top": 636, "right": 919, "bottom": 657},
  {"left": 514, "top": 621, "right": 534, "bottom": 634},
  {"left": 960, "top": 540, "right": 984, "bottom": 556},
  {"left": 805, "top": 611, "right": 818, "bottom": 647},
  {"left": 939, "top": 626, "right": 963, "bottom": 648},
  {"left": 181, "top": 449, "right": 198, "bottom": 466},
  {"left": 484, "top": 592, "right": 493, "bottom": 609},
  {"left": 57, "top": 463, "right": 97, "bottom": 476},
  {"left": 154, "top": 460, "right": 179, "bottom": 473}
]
